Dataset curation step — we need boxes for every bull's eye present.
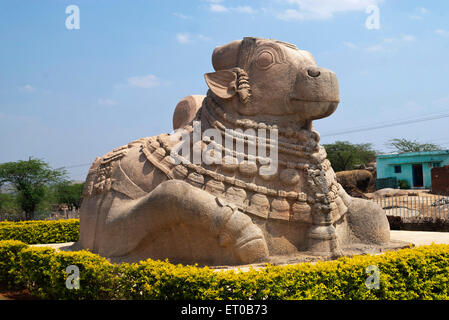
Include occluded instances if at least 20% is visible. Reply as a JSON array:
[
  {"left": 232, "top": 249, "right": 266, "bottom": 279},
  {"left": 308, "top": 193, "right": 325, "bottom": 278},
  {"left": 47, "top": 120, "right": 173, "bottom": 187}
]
[{"left": 257, "top": 51, "right": 274, "bottom": 69}]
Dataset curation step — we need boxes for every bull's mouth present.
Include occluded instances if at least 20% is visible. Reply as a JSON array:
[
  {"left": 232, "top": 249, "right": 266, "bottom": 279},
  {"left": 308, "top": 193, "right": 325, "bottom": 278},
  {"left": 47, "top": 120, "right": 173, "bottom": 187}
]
[
  {"left": 287, "top": 98, "right": 339, "bottom": 120},
  {"left": 290, "top": 98, "right": 340, "bottom": 103}
]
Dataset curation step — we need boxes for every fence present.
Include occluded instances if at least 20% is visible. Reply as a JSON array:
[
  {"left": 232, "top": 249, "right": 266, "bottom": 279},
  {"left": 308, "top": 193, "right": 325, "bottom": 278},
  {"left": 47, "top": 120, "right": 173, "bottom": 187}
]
[{"left": 372, "top": 194, "right": 449, "bottom": 219}]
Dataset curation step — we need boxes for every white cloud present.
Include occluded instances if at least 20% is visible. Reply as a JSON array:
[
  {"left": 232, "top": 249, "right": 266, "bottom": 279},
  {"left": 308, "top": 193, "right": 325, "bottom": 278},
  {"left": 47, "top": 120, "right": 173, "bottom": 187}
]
[
  {"left": 277, "top": 0, "right": 383, "bottom": 21},
  {"left": 409, "top": 7, "right": 429, "bottom": 20},
  {"left": 176, "top": 32, "right": 210, "bottom": 44},
  {"left": 207, "top": 1, "right": 256, "bottom": 14},
  {"left": 173, "top": 12, "right": 191, "bottom": 19},
  {"left": 382, "top": 37, "right": 395, "bottom": 43},
  {"left": 126, "top": 74, "right": 160, "bottom": 88},
  {"left": 367, "top": 35, "right": 415, "bottom": 52},
  {"left": 97, "top": 98, "right": 118, "bottom": 106},
  {"left": 234, "top": 6, "right": 256, "bottom": 14},
  {"left": 343, "top": 41, "right": 358, "bottom": 49},
  {"left": 408, "top": 15, "right": 422, "bottom": 20},
  {"left": 176, "top": 33, "right": 191, "bottom": 44},
  {"left": 408, "top": 7, "right": 430, "bottom": 20},
  {"left": 418, "top": 7, "right": 429, "bottom": 14},
  {"left": 197, "top": 34, "right": 211, "bottom": 41},
  {"left": 209, "top": 4, "right": 229, "bottom": 12},
  {"left": 114, "top": 74, "right": 168, "bottom": 90},
  {"left": 435, "top": 29, "right": 449, "bottom": 37},
  {"left": 18, "top": 84, "right": 36, "bottom": 93},
  {"left": 278, "top": 8, "right": 329, "bottom": 20},
  {"left": 365, "top": 44, "right": 384, "bottom": 52},
  {"left": 400, "top": 34, "right": 415, "bottom": 42},
  {"left": 345, "top": 34, "right": 416, "bottom": 53}
]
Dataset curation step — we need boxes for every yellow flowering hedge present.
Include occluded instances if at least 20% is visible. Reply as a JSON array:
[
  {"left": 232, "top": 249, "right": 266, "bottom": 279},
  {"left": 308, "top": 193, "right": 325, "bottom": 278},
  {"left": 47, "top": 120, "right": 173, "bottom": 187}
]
[
  {"left": 1, "top": 239, "right": 449, "bottom": 300},
  {"left": 0, "top": 219, "right": 79, "bottom": 244}
]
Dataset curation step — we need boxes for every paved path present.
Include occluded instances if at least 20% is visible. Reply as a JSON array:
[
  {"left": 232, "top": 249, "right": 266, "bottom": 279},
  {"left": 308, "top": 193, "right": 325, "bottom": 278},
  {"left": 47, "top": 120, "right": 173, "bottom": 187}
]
[
  {"left": 32, "top": 231, "right": 449, "bottom": 252},
  {"left": 390, "top": 230, "right": 449, "bottom": 246}
]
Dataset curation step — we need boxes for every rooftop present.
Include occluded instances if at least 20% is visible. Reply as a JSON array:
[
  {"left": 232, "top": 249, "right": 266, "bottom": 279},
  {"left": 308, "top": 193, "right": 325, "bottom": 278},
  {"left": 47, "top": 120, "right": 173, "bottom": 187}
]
[{"left": 377, "top": 150, "right": 449, "bottom": 159}]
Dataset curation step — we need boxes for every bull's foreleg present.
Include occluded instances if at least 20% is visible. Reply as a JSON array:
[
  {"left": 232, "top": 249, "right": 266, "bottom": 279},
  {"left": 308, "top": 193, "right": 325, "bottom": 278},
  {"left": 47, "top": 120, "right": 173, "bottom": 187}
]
[{"left": 99, "top": 180, "right": 269, "bottom": 265}]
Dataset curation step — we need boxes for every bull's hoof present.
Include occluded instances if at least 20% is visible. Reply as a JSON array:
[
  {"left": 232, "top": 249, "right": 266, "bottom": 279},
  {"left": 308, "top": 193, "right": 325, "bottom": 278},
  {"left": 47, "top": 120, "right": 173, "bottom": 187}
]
[
  {"left": 217, "top": 201, "right": 269, "bottom": 264},
  {"left": 346, "top": 197, "right": 390, "bottom": 245}
]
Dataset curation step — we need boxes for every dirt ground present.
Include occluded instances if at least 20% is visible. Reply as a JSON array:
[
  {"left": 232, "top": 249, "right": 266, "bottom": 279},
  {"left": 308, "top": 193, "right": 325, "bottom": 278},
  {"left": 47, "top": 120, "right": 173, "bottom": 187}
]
[{"left": 0, "top": 286, "right": 37, "bottom": 300}]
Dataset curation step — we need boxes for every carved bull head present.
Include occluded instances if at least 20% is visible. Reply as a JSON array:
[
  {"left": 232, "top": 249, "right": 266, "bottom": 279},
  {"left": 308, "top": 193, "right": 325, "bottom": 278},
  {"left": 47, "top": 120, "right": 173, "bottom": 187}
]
[{"left": 205, "top": 37, "right": 339, "bottom": 122}]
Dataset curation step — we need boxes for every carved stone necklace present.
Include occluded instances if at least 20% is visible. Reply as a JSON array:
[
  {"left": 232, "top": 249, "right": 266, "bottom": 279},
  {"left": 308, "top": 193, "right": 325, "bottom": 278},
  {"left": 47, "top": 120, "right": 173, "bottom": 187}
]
[
  {"left": 204, "top": 94, "right": 321, "bottom": 145},
  {"left": 139, "top": 94, "right": 347, "bottom": 224}
]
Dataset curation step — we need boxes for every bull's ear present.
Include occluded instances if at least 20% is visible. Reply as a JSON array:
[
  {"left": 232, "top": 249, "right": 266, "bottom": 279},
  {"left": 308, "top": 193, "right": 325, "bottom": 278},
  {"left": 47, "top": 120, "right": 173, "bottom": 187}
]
[{"left": 204, "top": 70, "right": 237, "bottom": 99}]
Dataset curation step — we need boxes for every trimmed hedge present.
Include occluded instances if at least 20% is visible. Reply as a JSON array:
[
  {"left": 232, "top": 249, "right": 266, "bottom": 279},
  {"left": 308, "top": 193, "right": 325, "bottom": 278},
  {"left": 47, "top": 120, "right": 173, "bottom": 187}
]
[
  {"left": 18, "top": 246, "right": 121, "bottom": 299},
  {"left": 0, "top": 219, "right": 79, "bottom": 244},
  {"left": 1, "top": 240, "right": 449, "bottom": 300},
  {"left": 0, "top": 240, "right": 28, "bottom": 287}
]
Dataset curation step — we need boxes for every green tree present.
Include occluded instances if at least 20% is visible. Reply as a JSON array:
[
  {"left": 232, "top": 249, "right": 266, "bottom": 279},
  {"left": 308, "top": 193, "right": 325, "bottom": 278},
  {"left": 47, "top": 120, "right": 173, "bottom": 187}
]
[
  {"left": 323, "top": 141, "right": 377, "bottom": 172},
  {"left": 0, "top": 158, "right": 67, "bottom": 220},
  {"left": 0, "top": 193, "right": 20, "bottom": 220},
  {"left": 387, "top": 138, "right": 443, "bottom": 153},
  {"left": 54, "top": 182, "right": 84, "bottom": 211}
]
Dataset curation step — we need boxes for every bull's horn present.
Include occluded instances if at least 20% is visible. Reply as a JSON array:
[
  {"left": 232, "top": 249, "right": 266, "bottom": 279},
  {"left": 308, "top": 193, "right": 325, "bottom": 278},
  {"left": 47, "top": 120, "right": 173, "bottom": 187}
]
[{"left": 212, "top": 40, "right": 242, "bottom": 71}]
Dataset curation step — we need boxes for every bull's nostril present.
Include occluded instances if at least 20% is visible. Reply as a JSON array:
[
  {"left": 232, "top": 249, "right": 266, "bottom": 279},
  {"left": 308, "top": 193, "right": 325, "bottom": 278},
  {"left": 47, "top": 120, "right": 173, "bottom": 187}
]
[{"left": 307, "top": 69, "right": 321, "bottom": 77}]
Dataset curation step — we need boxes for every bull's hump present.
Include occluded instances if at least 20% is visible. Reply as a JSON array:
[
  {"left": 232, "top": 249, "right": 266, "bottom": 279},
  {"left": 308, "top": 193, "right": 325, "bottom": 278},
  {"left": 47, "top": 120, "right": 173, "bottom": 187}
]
[{"left": 118, "top": 136, "right": 169, "bottom": 194}]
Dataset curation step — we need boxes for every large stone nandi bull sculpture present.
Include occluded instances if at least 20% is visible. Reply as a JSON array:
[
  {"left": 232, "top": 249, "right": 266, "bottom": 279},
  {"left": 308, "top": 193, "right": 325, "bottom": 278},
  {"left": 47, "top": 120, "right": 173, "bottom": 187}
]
[{"left": 77, "top": 37, "right": 394, "bottom": 265}]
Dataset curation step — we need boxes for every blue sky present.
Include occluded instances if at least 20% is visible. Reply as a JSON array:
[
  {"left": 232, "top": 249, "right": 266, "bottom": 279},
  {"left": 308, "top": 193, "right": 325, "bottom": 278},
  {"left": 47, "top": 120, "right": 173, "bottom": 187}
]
[{"left": 1, "top": 0, "right": 449, "bottom": 181}]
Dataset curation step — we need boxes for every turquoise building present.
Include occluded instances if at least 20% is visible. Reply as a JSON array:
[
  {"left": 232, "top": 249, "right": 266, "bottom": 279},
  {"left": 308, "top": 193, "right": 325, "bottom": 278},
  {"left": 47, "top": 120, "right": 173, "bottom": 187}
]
[{"left": 376, "top": 150, "right": 449, "bottom": 189}]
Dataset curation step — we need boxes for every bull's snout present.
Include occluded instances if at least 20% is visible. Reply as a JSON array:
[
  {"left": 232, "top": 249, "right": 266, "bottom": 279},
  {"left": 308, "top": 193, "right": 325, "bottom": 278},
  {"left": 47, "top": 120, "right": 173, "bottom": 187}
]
[
  {"left": 293, "top": 67, "right": 339, "bottom": 101},
  {"left": 290, "top": 66, "right": 340, "bottom": 120}
]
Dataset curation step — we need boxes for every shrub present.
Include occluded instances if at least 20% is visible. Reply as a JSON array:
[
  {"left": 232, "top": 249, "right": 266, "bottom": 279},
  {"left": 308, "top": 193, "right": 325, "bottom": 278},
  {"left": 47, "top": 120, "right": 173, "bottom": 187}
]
[
  {"left": 119, "top": 260, "right": 218, "bottom": 300},
  {"left": 120, "top": 245, "right": 449, "bottom": 300},
  {"left": 18, "top": 246, "right": 121, "bottom": 299},
  {"left": 0, "top": 219, "right": 79, "bottom": 244},
  {"left": 0, "top": 240, "right": 28, "bottom": 287},
  {"left": 0, "top": 240, "right": 449, "bottom": 300}
]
